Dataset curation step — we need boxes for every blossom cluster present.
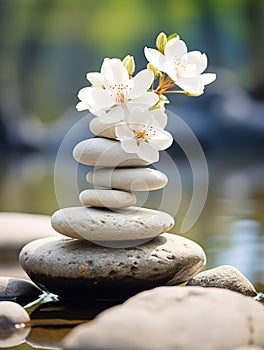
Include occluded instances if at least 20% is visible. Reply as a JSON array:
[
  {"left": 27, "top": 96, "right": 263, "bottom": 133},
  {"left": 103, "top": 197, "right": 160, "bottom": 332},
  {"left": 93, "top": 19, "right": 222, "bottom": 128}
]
[{"left": 76, "top": 32, "right": 216, "bottom": 163}]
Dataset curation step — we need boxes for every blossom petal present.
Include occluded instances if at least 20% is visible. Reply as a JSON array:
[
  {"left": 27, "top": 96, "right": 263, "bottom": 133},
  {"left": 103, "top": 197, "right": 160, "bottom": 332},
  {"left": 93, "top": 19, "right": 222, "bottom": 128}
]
[
  {"left": 125, "top": 107, "right": 152, "bottom": 124},
  {"left": 177, "top": 76, "right": 204, "bottom": 94},
  {"left": 150, "top": 129, "right": 173, "bottom": 150},
  {"left": 144, "top": 47, "right": 166, "bottom": 71},
  {"left": 86, "top": 72, "right": 104, "bottom": 86},
  {"left": 130, "top": 69, "right": 154, "bottom": 99},
  {"left": 164, "top": 37, "right": 187, "bottom": 60},
  {"left": 81, "top": 87, "right": 114, "bottom": 111},
  {"left": 137, "top": 142, "right": 159, "bottom": 163},
  {"left": 103, "top": 59, "right": 129, "bottom": 85},
  {"left": 181, "top": 63, "right": 197, "bottom": 77},
  {"left": 182, "top": 51, "right": 208, "bottom": 74},
  {"left": 115, "top": 122, "right": 134, "bottom": 140},
  {"left": 101, "top": 58, "right": 121, "bottom": 75},
  {"left": 76, "top": 101, "right": 90, "bottom": 111},
  {"left": 77, "top": 87, "right": 91, "bottom": 100},
  {"left": 201, "top": 73, "right": 216, "bottom": 85},
  {"left": 151, "top": 108, "right": 168, "bottom": 128},
  {"left": 99, "top": 106, "right": 124, "bottom": 124},
  {"left": 163, "top": 60, "right": 178, "bottom": 82},
  {"left": 130, "top": 92, "right": 159, "bottom": 107},
  {"left": 120, "top": 139, "right": 138, "bottom": 154}
]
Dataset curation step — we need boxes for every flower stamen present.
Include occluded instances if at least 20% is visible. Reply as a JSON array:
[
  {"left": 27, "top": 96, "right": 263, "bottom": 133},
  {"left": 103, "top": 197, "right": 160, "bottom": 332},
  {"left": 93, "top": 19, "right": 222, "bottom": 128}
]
[
  {"left": 109, "top": 83, "right": 131, "bottom": 105},
  {"left": 173, "top": 57, "right": 186, "bottom": 79}
]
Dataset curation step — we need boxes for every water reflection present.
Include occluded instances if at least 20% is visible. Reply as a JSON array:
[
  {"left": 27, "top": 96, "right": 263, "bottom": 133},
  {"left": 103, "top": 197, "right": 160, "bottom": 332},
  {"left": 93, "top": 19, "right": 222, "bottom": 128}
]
[{"left": 26, "top": 299, "right": 122, "bottom": 349}]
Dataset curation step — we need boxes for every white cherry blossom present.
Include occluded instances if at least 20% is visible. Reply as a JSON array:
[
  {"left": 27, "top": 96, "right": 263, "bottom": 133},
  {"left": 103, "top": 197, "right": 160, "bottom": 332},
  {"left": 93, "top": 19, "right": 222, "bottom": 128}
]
[
  {"left": 144, "top": 36, "right": 216, "bottom": 95},
  {"left": 76, "top": 58, "right": 159, "bottom": 123},
  {"left": 115, "top": 107, "right": 173, "bottom": 163}
]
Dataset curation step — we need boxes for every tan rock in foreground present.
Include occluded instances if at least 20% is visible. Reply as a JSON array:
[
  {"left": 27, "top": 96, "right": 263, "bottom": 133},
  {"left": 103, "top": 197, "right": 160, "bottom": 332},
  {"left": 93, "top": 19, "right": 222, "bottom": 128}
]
[{"left": 63, "top": 286, "right": 264, "bottom": 350}]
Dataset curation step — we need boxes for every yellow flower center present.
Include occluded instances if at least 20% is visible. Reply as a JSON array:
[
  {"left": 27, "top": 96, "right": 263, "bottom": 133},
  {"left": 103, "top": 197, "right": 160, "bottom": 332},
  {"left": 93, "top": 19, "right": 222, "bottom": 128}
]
[
  {"left": 135, "top": 129, "right": 149, "bottom": 140},
  {"left": 133, "top": 126, "right": 157, "bottom": 144}
]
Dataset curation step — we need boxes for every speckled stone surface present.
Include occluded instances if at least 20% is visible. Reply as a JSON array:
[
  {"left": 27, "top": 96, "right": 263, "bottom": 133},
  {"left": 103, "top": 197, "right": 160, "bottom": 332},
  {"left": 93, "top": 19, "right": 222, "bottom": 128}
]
[
  {"left": 186, "top": 265, "right": 257, "bottom": 296},
  {"left": 19, "top": 234, "right": 206, "bottom": 300},
  {"left": 50, "top": 206, "right": 174, "bottom": 242}
]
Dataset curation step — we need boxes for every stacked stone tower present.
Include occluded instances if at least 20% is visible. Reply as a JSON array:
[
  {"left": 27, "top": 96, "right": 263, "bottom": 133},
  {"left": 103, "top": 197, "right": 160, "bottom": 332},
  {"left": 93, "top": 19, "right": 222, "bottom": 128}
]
[
  {"left": 51, "top": 120, "right": 174, "bottom": 247},
  {"left": 19, "top": 121, "right": 206, "bottom": 300}
]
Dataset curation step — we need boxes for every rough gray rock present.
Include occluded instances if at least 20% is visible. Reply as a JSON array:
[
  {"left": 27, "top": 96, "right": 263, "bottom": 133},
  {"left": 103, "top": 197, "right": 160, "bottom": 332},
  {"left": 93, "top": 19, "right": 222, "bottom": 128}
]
[
  {"left": 0, "top": 277, "right": 42, "bottom": 305},
  {"left": 186, "top": 265, "right": 257, "bottom": 296},
  {"left": 19, "top": 234, "right": 206, "bottom": 300},
  {"left": 62, "top": 286, "right": 264, "bottom": 350},
  {"left": 0, "top": 301, "right": 30, "bottom": 347}
]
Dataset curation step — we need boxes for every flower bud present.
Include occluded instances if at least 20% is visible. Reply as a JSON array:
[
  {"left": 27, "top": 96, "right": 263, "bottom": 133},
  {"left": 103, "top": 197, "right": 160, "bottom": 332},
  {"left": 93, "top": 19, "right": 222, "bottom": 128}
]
[
  {"left": 147, "top": 63, "right": 161, "bottom": 78},
  {"left": 122, "top": 55, "right": 135, "bottom": 76},
  {"left": 156, "top": 32, "right": 167, "bottom": 53},
  {"left": 167, "top": 33, "right": 177, "bottom": 41}
]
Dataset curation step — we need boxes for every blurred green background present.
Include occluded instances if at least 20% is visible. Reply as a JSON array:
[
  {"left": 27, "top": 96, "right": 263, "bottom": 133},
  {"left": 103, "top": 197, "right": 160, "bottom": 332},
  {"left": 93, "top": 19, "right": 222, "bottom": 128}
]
[{"left": 0, "top": 0, "right": 264, "bottom": 291}]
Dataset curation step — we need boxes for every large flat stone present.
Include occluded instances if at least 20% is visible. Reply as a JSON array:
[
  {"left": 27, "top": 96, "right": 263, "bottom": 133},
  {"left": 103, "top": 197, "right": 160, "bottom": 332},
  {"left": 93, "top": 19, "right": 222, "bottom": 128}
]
[
  {"left": 62, "top": 286, "right": 264, "bottom": 350},
  {"left": 51, "top": 206, "right": 175, "bottom": 243},
  {"left": 19, "top": 234, "right": 206, "bottom": 300},
  {"left": 87, "top": 168, "right": 168, "bottom": 191},
  {"left": 73, "top": 138, "right": 150, "bottom": 167}
]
